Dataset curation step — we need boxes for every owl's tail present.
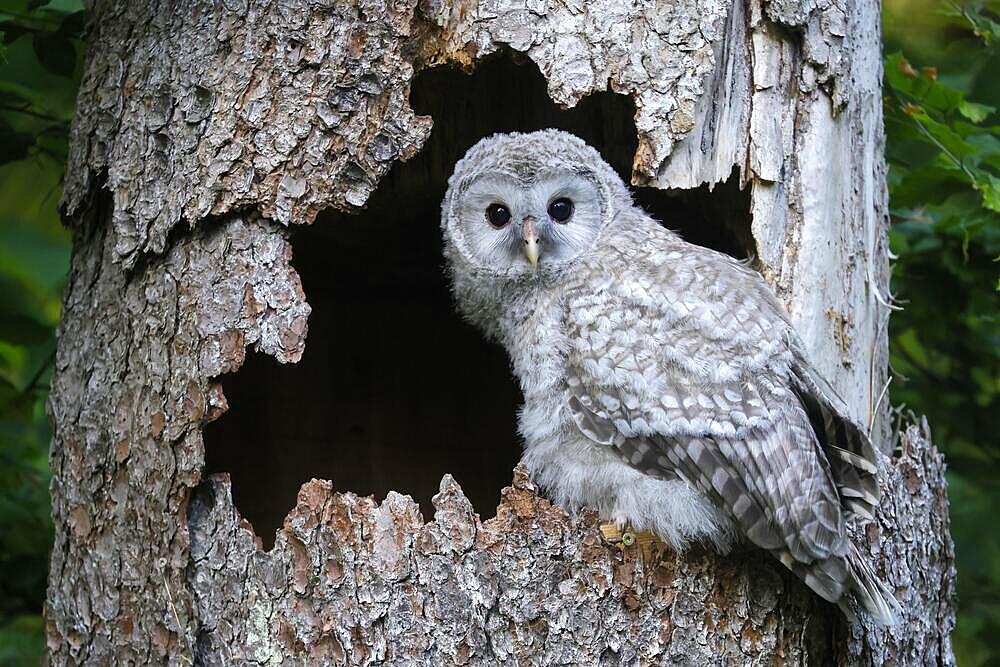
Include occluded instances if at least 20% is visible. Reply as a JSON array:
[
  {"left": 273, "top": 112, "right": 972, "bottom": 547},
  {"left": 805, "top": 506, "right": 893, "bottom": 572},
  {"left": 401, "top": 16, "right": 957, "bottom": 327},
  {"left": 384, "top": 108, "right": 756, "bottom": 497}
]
[
  {"left": 841, "top": 543, "right": 902, "bottom": 625},
  {"left": 774, "top": 543, "right": 901, "bottom": 625}
]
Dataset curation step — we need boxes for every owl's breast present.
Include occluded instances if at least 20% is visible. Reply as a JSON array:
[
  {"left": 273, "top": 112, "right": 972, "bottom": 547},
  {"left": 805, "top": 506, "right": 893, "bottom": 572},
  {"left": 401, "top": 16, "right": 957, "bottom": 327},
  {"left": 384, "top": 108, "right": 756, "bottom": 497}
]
[{"left": 499, "top": 286, "right": 570, "bottom": 398}]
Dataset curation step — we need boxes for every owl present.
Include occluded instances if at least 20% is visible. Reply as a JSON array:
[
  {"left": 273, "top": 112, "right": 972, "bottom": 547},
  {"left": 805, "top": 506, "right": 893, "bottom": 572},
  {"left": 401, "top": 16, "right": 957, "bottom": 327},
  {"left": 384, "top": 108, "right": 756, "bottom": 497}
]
[{"left": 440, "top": 129, "right": 899, "bottom": 624}]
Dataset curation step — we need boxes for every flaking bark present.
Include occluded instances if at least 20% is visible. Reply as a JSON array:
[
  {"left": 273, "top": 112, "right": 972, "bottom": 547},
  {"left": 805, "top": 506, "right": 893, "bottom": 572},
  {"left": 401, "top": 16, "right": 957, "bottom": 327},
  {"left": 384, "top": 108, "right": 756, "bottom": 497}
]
[
  {"left": 47, "top": 0, "right": 955, "bottom": 664},
  {"left": 187, "top": 424, "right": 952, "bottom": 665}
]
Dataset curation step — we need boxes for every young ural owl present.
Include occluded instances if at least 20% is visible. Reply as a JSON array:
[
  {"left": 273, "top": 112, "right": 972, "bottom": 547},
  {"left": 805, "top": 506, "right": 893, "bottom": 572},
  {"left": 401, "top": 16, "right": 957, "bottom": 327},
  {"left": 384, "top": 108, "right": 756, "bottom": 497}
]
[{"left": 440, "top": 129, "right": 898, "bottom": 624}]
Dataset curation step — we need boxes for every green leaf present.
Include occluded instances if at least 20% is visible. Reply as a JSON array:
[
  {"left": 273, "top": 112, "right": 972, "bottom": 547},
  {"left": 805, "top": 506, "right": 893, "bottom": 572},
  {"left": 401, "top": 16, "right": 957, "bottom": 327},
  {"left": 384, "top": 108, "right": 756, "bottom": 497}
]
[
  {"left": 39, "top": 0, "right": 86, "bottom": 13},
  {"left": 0, "top": 314, "right": 49, "bottom": 345},
  {"left": 885, "top": 52, "right": 919, "bottom": 94},
  {"left": 0, "top": 79, "right": 50, "bottom": 110},
  {"left": 891, "top": 164, "right": 969, "bottom": 208},
  {"left": 961, "top": 100, "right": 996, "bottom": 123},
  {"left": 0, "top": 271, "right": 59, "bottom": 328},
  {"left": 0, "top": 128, "right": 32, "bottom": 163},
  {"left": 0, "top": 614, "right": 44, "bottom": 666},
  {"left": 974, "top": 172, "right": 1000, "bottom": 212},
  {"left": 896, "top": 328, "right": 930, "bottom": 368},
  {"left": 30, "top": 30, "right": 74, "bottom": 77},
  {"left": 912, "top": 110, "right": 980, "bottom": 157},
  {"left": 923, "top": 78, "right": 966, "bottom": 114}
]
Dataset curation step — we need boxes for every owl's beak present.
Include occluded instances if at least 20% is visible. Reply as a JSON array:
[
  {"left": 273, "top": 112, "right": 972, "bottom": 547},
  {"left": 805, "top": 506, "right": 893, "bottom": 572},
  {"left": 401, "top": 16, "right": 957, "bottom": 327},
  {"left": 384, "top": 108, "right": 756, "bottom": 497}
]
[{"left": 522, "top": 218, "right": 540, "bottom": 269}]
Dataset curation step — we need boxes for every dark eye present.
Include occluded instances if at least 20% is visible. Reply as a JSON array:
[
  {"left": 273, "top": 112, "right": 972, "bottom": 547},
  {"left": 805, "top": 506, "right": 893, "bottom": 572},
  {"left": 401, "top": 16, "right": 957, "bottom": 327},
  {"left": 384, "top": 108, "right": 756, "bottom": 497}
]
[
  {"left": 485, "top": 203, "right": 511, "bottom": 228},
  {"left": 548, "top": 197, "right": 573, "bottom": 222}
]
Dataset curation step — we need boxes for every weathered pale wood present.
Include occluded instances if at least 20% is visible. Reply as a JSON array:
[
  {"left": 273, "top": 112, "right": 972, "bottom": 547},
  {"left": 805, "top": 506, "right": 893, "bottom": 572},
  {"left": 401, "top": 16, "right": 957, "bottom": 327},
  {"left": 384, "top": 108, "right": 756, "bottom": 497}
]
[
  {"left": 660, "top": 0, "right": 893, "bottom": 440},
  {"left": 46, "top": 0, "right": 954, "bottom": 664}
]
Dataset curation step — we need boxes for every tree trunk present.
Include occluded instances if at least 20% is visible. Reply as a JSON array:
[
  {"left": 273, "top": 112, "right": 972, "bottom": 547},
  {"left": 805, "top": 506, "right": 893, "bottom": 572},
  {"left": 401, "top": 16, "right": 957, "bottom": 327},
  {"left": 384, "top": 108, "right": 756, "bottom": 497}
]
[{"left": 46, "top": 0, "right": 955, "bottom": 664}]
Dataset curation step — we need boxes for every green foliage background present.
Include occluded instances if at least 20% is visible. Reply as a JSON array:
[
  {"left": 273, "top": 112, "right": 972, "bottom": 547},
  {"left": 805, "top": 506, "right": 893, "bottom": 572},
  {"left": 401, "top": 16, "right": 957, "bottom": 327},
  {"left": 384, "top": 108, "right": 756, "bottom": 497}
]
[
  {"left": 883, "top": 1, "right": 1000, "bottom": 663},
  {"left": 0, "top": 0, "right": 996, "bottom": 663},
  {"left": 0, "top": 1, "right": 80, "bottom": 664}
]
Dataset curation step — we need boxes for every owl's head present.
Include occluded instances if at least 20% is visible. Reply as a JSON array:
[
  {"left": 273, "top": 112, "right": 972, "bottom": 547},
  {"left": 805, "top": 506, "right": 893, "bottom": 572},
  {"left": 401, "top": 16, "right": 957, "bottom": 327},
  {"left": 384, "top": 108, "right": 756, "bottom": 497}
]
[{"left": 441, "top": 130, "right": 631, "bottom": 280}]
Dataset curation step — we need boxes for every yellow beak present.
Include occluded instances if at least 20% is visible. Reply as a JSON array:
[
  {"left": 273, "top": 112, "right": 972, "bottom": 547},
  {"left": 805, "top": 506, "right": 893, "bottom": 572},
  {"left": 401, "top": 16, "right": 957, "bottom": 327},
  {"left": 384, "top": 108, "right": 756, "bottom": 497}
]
[{"left": 522, "top": 218, "right": 540, "bottom": 269}]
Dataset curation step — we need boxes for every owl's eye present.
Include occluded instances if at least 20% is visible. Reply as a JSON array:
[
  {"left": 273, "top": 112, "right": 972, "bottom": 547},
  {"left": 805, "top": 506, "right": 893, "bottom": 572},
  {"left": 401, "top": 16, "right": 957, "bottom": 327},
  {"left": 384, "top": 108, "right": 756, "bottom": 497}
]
[
  {"left": 485, "top": 203, "right": 511, "bottom": 228},
  {"left": 548, "top": 197, "right": 573, "bottom": 223}
]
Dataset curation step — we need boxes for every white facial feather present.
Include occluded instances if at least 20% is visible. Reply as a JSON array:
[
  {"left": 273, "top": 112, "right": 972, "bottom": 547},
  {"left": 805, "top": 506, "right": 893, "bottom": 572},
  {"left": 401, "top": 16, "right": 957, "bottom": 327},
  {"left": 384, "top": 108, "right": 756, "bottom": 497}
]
[
  {"left": 451, "top": 171, "right": 606, "bottom": 271},
  {"left": 441, "top": 130, "right": 900, "bottom": 625}
]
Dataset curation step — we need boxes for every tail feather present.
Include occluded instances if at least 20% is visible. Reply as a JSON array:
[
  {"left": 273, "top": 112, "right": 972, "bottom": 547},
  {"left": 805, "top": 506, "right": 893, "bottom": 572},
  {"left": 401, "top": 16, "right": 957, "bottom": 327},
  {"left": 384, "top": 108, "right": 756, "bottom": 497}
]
[
  {"left": 844, "top": 544, "right": 902, "bottom": 625},
  {"left": 827, "top": 443, "right": 877, "bottom": 474},
  {"left": 772, "top": 544, "right": 901, "bottom": 626},
  {"left": 841, "top": 498, "right": 875, "bottom": 521},
  {"left": 790, "top": 351, "right": 882, "bottom": 522}
]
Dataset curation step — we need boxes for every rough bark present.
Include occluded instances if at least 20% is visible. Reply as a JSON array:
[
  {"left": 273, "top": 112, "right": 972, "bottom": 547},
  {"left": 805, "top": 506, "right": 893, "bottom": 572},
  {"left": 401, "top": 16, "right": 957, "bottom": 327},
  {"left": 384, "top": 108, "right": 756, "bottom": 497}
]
[
  {"left": 46, "top": 0, "right": 954, "bottom": 664},
  {"left": 47, "top": 209, "right": 308, "bottom": 662},
  {"left": 186, "top": 422, "right": 952, "bottom": 665}
]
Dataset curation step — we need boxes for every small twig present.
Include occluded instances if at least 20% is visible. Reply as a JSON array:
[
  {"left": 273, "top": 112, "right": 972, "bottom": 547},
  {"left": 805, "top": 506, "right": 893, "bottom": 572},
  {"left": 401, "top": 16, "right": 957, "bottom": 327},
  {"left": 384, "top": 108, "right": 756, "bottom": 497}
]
[
  {"left": 161, "top": 569, "right": 194, "bottom": 665},
  {"left": 869, "top": 376, "right": 893, "bottom": 439},
  {"left": 911, "top": 113, "right": 978, "bottom": 183},
  {"left": 0, "top": 103, "right": 66, "bottom": 123},
  {"left": 868, "top": 263, "right": 903, "bottom": 312},
  {"left": 21, "top": 347, "right": 56, "bottom": 396}
]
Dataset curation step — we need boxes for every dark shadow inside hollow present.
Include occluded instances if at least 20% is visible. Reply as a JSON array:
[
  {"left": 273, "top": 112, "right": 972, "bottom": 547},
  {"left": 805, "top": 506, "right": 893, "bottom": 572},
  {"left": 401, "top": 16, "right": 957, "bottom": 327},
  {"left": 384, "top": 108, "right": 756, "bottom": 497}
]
[{"left": 202, "top": 53, "right": 753, "bottom": 548}]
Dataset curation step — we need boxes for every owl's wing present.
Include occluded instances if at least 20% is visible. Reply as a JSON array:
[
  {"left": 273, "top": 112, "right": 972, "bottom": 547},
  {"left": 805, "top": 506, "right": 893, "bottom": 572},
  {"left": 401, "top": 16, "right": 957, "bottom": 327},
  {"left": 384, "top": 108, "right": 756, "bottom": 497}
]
[
  {"left": 787, "top": 341, "right": 880, "bottom": 520},
  {"left": 563, "top": 247, "right": 877, "bottom": 571},
  {"left": 566, "top": 370, "right": 847, "bottom": 567}
]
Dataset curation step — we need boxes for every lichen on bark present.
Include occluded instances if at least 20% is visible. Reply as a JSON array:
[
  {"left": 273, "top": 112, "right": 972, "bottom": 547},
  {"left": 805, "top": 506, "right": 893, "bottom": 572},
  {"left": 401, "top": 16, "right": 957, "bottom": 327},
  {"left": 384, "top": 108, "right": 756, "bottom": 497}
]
[{"left": 62, "top": 0, "right": 432, "bottom": 266}]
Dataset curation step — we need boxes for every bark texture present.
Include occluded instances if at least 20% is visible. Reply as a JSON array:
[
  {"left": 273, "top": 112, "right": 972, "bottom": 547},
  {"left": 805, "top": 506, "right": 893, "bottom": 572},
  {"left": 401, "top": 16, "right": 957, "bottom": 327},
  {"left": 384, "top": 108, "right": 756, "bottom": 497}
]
[
  {"left": 47, "top": 0, "right": 955, "bottom": 663},
  {"left": 186, "top": 424, "right": 954, "bottom": 665},
  {"left": 47, "top": 210, "right": 308, "bottom": 662}
]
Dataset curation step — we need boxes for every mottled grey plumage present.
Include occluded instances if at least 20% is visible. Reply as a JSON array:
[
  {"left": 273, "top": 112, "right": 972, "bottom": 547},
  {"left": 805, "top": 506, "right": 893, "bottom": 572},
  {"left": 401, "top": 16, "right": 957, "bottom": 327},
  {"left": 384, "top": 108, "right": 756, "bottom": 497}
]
[{"left": 441, "top": 129, "right": 898, "bottom": 624}]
